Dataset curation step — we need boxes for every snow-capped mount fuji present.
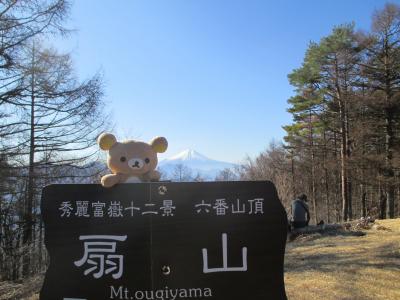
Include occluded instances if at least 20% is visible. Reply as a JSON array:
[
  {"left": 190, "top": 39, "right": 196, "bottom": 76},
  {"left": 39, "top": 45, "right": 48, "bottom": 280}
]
[
  {"left": 158, "top": 149, "right": 236, "bottom": 180},
  {"left": 166, "top": 149, "right": 209, "bottom": 161}
]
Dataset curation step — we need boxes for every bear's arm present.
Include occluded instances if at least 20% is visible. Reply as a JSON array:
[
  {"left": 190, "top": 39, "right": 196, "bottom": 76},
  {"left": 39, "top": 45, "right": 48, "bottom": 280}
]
[
  {"left": 141, "top": 170, "right": 161, "bottom": 182},
  {"left": 101, "top": 173, "right": 124, "bottom": 188}
]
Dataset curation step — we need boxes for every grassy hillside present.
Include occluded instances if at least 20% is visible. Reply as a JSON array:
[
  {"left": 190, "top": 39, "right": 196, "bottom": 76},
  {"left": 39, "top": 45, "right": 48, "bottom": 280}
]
[{"left": 285, "top": 219, "right": 400, "bottom": 300}]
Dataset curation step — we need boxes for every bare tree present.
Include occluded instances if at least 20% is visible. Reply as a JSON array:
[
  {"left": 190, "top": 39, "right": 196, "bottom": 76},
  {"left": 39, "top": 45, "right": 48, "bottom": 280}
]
[
  {"left": 0, "top": 0, "right": 70, "bottom": 143},
  {"left": 215, "top": 168, "right": 238, "bottom": 181},
  {"left": 171, "top": 164, "right": 193, "bottom": 182},
  {"left": 0, "top": 0, "right": 73, "bottom": 280},
  {"left": 7, "top": 42, "right": 106, "bottom": 277},
  {"left": 192, "top": 172, "right": 205, "bottom": 182},
  {"left": 238, "top": 142, "right": 294, "bottom": 211}
]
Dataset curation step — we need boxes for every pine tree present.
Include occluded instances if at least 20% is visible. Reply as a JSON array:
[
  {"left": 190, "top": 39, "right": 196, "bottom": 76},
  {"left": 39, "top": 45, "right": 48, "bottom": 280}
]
[{"left": 359, "top": 3, "right": 400, "bottom": 218}]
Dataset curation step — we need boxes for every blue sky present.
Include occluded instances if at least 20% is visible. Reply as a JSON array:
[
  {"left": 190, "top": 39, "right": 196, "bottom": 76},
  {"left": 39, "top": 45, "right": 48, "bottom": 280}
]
[{"left": 54, "top": 0, "right": 397, "bottom": 163}]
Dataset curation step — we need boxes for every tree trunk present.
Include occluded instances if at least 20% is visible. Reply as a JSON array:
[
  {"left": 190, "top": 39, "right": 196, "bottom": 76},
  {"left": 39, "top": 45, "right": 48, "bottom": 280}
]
[
  {"left": 382, "top": 35, "right": 395, "bottom": 218},
  {"left": 379, "top": 183, "right": 386, "bottom": 219},
  {"left": 23, "top": 45, "right": 36, "bottom": 277},
  {"left": 384, "top": 109, "right": 395, "bottom": 218},
  {"left": 333, "top": 131, "right": 341, "bottom": 222},
  {"left": 339, "top": 99, "right": 349, "bottom": 221},
  {"left": 291, "top": 152, "right": 296, "bottom": 199},
  {"left": 323, "top": 129, "right": 330, "bottom": 223},
  {"left": 348, "top": 179, "right": 353, "bottom": 220},
  {"left": 344, "top": 89, "right": 352, "bottom": 220},
  {"left": 324, "top": 167, "right": 330, "bottom": 223},
  {"left": 397, "top": 179, "right": 400, "bottom": 217},
  {"left": 39, "top": 217, "right": 43, "bottom": 271},
  {"left": 309, "top": 109, "right": 317, "bottom": 224},
  {"left": 0, "top": 198, "right": 2, "bottom": 279},
  {"left": 361, "top": 184, "right": 367, "bottom": 218},
  {"left": 386, "top": 186, "right": 395, "bottom": 218}
]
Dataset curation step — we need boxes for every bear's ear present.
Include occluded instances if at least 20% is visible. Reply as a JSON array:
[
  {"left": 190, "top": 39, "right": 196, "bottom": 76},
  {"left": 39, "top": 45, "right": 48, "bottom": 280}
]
[
  {"left": 97, "top": 133, "right": 117, "bottom": 150},
  {"left": 150, "top": 136, "right": 168, "bottom": 153}
]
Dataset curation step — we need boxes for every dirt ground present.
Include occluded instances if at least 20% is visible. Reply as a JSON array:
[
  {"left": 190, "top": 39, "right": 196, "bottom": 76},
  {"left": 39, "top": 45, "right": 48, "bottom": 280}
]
[{"left": 1, "top": 218, "right": 399, "bottom": 300}]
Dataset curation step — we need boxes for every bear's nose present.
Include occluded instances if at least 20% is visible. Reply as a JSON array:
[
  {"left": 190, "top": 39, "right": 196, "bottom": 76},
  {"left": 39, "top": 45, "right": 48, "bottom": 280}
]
[{"left": 128, "top": 158, "right": 144, "bottom": 170}]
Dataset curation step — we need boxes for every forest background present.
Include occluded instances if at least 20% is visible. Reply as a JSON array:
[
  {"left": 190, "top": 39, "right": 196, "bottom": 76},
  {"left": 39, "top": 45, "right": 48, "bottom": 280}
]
[{"left": 0, "top": 0, "right": 399, "bottom": 281}]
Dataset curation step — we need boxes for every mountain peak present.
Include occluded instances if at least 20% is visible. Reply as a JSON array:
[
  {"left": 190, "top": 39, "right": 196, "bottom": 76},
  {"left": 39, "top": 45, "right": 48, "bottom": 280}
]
[
  {"left": 167, "top": 149, "right": 210, "bottom": 161},
  {"left": 158, "top": 149, "right": 237, "bottom": 180}
]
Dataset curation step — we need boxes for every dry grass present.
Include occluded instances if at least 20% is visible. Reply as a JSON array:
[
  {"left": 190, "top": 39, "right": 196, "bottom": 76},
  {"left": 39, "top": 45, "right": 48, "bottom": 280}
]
[
  {"left": 0, "top": 275, "right": 42, "bottom": 300},
  {"left": 285, "top": 218, "right": 400, "bottom": 300}
]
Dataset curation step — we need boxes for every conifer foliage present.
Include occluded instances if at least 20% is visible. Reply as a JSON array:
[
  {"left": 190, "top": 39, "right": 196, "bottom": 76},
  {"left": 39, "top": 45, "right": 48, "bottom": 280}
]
[{"left": 240, "top": 3, "right": 400, "bottom": 222}]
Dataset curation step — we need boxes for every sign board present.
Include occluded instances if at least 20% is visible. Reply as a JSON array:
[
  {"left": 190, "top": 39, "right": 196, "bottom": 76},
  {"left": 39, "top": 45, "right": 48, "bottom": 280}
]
[{"left": 40, "top": 181, "right": 288, "bottom": 300}]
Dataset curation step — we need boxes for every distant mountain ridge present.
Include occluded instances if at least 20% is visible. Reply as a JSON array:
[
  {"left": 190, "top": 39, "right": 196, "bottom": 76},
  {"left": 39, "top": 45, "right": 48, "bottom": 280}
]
[
  {"left": 158, "top": 149, "right": 236, "bottom": 180},
  {"left": 51, "top": 149, "right": 236, "bottom": 183}
]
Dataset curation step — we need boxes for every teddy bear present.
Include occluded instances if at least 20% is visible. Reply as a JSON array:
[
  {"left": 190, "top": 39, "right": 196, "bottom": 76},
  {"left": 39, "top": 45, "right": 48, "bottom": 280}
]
[{"left": 97, "top": 133, "right": 168, "bottom": 187}]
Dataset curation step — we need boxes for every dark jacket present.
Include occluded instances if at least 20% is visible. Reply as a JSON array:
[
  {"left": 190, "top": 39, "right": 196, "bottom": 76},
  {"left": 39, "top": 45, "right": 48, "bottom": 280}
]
[{"left": 291, "top": 199, "right": 310, "bottom": 223}]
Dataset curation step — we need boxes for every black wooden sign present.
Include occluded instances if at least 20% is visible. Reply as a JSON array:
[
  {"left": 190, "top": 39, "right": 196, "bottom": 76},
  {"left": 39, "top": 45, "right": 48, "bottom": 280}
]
[{"left": 40, "top": 181, "right": 288, "bottom": 300}]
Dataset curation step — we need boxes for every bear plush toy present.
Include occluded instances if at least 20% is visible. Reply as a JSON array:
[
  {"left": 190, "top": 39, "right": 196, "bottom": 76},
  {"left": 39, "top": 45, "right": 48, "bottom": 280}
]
[{"left": 97, "top": 133, "right": 168, "bottom": 187}]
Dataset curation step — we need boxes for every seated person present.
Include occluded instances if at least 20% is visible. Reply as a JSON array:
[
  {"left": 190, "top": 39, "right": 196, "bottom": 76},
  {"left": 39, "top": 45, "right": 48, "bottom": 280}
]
[{"left": 291, "top": 194, "right": 310, "bottom": 229}]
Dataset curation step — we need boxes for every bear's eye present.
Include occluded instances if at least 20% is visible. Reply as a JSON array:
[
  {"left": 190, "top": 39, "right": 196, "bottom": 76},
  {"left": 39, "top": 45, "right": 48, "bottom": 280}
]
[
  {"left": 120, "top": 156, "right": 126, "bottom": 162},
  {"left": 145, "top": 158, "right": 150, "bottom": 164}
]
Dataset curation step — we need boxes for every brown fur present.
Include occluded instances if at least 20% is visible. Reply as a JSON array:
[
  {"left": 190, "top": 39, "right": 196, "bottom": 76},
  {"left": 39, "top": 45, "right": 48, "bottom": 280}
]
[{"left": 97, "top": 133, "right": 168, "bottom": 187}]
